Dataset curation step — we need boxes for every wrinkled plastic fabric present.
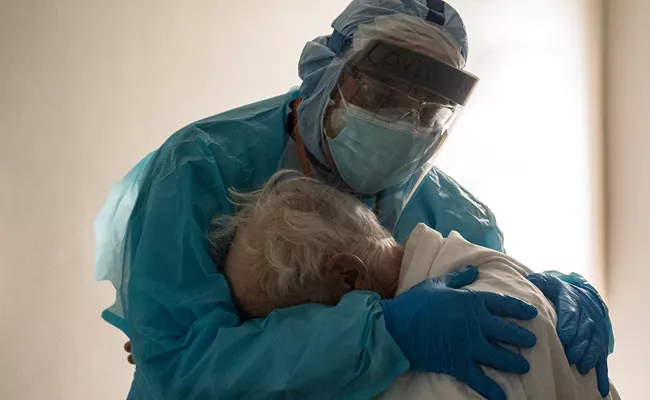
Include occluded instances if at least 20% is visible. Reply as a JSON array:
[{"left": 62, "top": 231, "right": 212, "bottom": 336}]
[
  {"left": 95, "top": 151, "right": 155, "bottom": 333},
  {"left": 95, "top": 89, "right": 506, "bottom": 399}
]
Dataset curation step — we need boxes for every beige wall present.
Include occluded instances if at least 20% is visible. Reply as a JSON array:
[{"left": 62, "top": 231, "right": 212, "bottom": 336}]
[{"left": 605, "top": 0, "right": 650, "bottom": 398}]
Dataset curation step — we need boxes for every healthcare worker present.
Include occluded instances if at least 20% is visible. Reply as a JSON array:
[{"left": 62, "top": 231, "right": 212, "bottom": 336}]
[{"left": 95, "top": 1, "right": 614, "bottom": 399}]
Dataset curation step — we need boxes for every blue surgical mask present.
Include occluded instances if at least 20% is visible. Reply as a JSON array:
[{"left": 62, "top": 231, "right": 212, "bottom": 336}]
[{"left": 326, "top": 103, "right": 439, "bottom": 194}]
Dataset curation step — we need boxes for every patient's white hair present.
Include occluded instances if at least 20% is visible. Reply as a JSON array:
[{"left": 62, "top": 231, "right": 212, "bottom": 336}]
[{"left": 209, "top": 170, "right": 396, "bottom": 318}]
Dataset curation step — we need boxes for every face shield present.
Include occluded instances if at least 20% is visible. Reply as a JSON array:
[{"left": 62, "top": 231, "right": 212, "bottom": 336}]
[{"left": 323, "top": 15, "right": 478, "bottom": 196}]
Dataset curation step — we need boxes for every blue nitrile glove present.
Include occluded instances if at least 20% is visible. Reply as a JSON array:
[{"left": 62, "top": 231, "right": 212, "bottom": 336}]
[
  {"left": 380, "top": 265, "right": 538, "bottom": 400},
  {"left": 527, "top": 272, "right": 612, "bottom": 397}
]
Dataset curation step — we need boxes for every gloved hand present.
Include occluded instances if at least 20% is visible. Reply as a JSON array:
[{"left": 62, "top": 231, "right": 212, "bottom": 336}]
[
  {"left": 527, "top": 272, "right": 611, "bottom": 397},
  {"left": 381, "top": 265, "right": 538, "bottom": 400}
]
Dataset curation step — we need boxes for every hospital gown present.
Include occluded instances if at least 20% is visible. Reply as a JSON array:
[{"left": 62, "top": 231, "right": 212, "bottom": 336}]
[{"left": 378, "top": 223, "right": 621, "bottom": 400}]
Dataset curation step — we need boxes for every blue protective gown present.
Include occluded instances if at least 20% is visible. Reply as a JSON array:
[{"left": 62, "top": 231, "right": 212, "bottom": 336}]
[{"left": 95, "top": 89, "right": 504, "bottom": 399}]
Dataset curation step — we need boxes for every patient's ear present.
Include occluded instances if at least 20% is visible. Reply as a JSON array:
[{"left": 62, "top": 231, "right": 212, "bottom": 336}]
[{"left": 326, "top": 253, "right": 372, "bottom": 293}]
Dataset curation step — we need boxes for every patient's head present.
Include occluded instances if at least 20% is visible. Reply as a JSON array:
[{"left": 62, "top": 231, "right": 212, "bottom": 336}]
[{"left": 209, "top": 171, "right": 403, "bottom": 319}]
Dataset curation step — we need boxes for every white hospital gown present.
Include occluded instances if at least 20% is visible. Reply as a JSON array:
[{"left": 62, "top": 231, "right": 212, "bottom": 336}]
[{"left": 378, "top": 223, "right": 620, "bottom": 400}]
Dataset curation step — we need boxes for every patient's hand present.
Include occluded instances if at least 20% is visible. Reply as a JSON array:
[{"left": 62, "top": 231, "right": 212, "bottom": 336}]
[{"left": 124, "top": 341, "right": 134, "bottom": 365}]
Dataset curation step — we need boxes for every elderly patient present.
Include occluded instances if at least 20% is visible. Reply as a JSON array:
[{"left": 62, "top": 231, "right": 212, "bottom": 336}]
[{"left": 210, "top": 171, "right": 619, "bottom": 400}]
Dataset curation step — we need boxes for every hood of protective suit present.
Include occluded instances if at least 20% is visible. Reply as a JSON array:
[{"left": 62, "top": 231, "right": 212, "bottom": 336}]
[{"left": 297, "top": 0, "right": 469, "bottom": 166}]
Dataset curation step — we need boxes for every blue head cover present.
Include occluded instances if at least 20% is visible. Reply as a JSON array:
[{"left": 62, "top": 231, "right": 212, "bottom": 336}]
[{"left": 297, "top": 0, "right": 469, "bottom": 166}]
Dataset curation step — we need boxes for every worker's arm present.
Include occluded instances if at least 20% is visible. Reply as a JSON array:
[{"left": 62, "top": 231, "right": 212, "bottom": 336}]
[
  {"left": 123, "top": 139, "right": 408, "bottom": 399},
  {"left": 141, "top": 295, "right": 406, "bottom": 399},
  {"left": 129, "top": 291, "right": 407, "bottom": 399},
  {"left": 120, "top": 131, "right": 535, "bottom": 400}
]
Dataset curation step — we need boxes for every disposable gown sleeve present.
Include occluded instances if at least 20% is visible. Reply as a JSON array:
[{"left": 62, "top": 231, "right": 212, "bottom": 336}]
[
  {"left": 125, "top": 139, "right": 408, "bottom": 399},
  {"left": 393, "top": 167, "right": 504, "bottom": 251}
]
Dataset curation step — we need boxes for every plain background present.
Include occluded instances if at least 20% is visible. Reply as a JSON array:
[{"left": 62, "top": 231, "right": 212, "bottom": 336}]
[{"left": 0, "top": 0, "right": 646, "bottom": 399}]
